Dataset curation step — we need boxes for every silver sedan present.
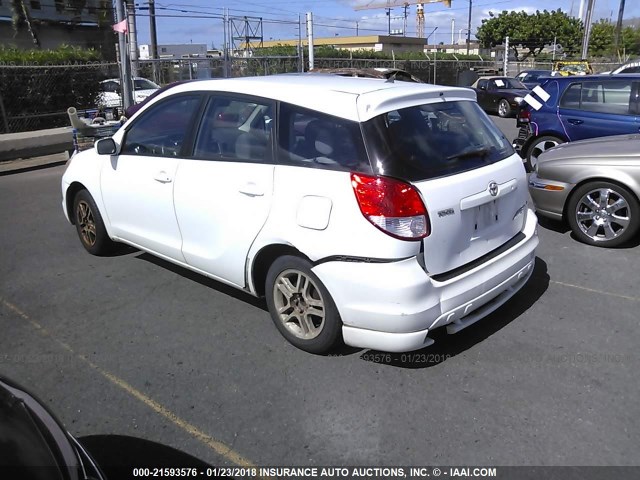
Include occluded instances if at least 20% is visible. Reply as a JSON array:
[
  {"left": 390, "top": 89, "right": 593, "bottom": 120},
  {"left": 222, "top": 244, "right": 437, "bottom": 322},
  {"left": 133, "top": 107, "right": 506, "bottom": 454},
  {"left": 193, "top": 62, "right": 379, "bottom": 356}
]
[{"left": 529, "top": 134, "right": 640, "bottom": 247}]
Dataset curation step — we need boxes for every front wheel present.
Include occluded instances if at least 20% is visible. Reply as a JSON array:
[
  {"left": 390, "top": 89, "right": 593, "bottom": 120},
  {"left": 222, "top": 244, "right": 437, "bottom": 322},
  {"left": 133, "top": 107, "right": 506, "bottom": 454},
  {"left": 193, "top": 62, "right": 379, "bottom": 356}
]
[
  {"left": 566, "top": 181, "right": 640, "bottom": 247},
  {"left": 265, "top": 255, "right": 342, "bottom": 354},
  {"left": 525, "top": 135, "right": 563, "bottom": 172},
  {"left": 73, "top": 189, "right": 116, "bottom": 255},
  {"left": 497, "top": 99, "right": 511, "bottom": 118}
]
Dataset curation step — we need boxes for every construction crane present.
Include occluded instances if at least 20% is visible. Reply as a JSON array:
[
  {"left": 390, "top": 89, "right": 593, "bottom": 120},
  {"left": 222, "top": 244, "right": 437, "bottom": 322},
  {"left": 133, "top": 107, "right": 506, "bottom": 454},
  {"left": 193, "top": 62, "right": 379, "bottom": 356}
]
[{"left": 354, "top": 1, "right": 452, "bottom": 39}]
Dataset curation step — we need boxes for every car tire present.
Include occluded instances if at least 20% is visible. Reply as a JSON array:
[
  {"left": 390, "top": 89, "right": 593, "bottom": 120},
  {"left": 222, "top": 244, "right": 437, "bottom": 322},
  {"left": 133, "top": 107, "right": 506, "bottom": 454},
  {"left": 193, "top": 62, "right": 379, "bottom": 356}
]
[
  {"left": 526, "top": 135, "right": 563, "bottom": 172},
  {"left": 566, "top": 181, "right": 640, "bottom": 247},
  {"left": 265, "top": 255, "right": 343, "bottom": 354},
  {"left": 497, "top": 99, "right": 511, "bottom": 118},
  {"left": 73, "top": 189, "right": 116, "bottom": 255}
]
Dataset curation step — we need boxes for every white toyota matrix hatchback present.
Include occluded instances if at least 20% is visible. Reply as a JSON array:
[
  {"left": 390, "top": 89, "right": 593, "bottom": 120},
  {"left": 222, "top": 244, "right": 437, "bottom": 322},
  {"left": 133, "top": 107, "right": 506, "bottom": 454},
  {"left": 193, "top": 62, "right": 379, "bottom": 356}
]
[{"left": 62, "top": 74, "right": 538, "bottom": 354}]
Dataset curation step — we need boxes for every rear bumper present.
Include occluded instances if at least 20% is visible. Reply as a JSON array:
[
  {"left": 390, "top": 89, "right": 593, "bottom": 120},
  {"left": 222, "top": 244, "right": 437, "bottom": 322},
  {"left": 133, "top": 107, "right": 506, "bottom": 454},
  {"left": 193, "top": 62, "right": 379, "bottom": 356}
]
[{"left": 312, "top": 209, "right": 539, "bottom": 352}]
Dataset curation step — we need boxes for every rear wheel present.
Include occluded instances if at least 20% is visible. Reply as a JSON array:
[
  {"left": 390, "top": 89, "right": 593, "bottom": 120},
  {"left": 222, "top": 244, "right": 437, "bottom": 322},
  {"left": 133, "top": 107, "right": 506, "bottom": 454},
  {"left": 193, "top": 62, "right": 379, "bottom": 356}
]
[
  {"left": 265, "top": 255, "right": 342, "bottom": 354},
  {"left": 526, "top": 135, "right": 563, "bottom": 172},
  {"left": 73, "top": 189, "right": 116, "bottom": 255},
  {"left": 497, "top": 99, "right": 511, "bottom": 118},
  {"left": 567, "top": 181, "right": 640, "bottom": 247}
]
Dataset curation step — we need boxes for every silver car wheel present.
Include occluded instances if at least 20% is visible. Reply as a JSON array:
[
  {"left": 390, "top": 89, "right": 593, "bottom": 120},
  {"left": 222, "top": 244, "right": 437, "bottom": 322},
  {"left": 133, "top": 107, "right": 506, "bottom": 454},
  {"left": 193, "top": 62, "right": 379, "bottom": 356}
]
[
  {"left": 527, "top": 136, "right": 562, "bottom": 171},
  {"left": 273, "top": 269, "right": 325, "bottom": 340},
  {"left": 497, "top": 99, "right": 510, "bottom": 118},
  {"left": 574, "top": 188, "right": 630, "bottom": 242}
]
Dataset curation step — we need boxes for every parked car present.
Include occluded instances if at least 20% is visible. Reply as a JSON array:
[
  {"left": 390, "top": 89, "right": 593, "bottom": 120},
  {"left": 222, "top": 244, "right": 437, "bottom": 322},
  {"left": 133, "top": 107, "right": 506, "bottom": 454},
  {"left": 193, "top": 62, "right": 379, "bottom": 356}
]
[
  {"left": 515, "top": 70, "right": 552, "bottom": 89},
  {"left": 514, "top": 74, "right": 640, "bottom": 171},
  {"left": 529, "top": 134, "right": 640, "bottom": 247},
  {"left": 311, "top": 67, "right": 423, "bottom": 83},
  {"left": 610, "top": 59, "right": 640, "bottom": 74},
  {"left": 98, "top": 77, "right": 160, "bottom": 109},
  {"left": 0, "top": 375, "right": 211, "bottom": 480},
  {"left": 470, "top": 76, "right": 529, "bottom": 118},
  {"left": 124, "top": 80, "right": 190, "bottom": 118},
  {"left": 62, "top": 74, "right": 538, "bottom": 354},
  {"left": 551, "top": 60, "right": 593, "bottom": 76}
]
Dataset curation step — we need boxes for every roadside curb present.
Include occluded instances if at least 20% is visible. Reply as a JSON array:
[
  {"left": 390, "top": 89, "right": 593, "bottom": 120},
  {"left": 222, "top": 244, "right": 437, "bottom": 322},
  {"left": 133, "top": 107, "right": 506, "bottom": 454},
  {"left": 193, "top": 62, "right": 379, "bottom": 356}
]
[{"left": 0, "top": 152, "right": 69, "bottom": 176}]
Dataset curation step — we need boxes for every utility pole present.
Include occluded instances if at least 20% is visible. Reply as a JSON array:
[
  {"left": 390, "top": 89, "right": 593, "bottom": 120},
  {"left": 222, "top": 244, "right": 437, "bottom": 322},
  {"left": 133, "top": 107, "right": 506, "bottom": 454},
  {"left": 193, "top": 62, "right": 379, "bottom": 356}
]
[
  {"left": 581, "top": 0, "right": 595, "bottom": 59},
  {"left": 466, "top": 0, "right": 472, "bottom": 55},
  {"left": 614, "top": 0, "right": 626, "bottom": 56},
  {"left": 148, "top": 0, "right": 159, "bottom": 83},
  {"left": 306, "top": 12, "right": 314, "bottom": 71},
  {"left": 298, "top": 14, "right": 303, "bottom": 72},
  {"left": 223, "top": 8, "right": 229, "bottom": 78},
  {"left": 125, "top": 0, "right": 138, "bottom": 76},
  {"left": 115, "top": 0, "right": 133, "bottom": 111},
  {"left": 503, "top": 36, "right": 509, "bottom": 76},
  {"left": 403, "top": 4, "right": 408, "bottom": 36},
  {"left": 451, "top": 18, "right": 454, "bottom": 45}
]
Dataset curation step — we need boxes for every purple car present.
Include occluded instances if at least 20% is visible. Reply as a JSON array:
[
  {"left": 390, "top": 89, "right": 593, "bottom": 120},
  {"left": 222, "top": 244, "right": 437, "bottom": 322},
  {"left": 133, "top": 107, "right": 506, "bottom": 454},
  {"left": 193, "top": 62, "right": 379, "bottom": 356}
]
[{"left": 124, "top": 80, "right": 191, "bottom": 118}]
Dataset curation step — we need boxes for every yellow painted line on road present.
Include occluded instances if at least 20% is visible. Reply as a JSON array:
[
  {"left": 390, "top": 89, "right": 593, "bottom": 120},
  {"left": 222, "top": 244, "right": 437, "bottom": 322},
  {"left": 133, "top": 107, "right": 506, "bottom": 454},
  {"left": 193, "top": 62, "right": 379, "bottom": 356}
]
[
  {"left": 1, "top": 298, "right": 262, "bottom": 474},
  {"left": 549, "top": 280, "right": 639, "bottom": 302}
]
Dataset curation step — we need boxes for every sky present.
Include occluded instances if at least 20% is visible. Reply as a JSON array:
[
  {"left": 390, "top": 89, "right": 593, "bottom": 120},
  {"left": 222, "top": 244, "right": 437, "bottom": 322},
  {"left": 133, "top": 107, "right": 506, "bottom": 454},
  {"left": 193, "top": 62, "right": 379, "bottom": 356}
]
[{"left": 130, "top": 1, "right": 640, "bottom": 49}]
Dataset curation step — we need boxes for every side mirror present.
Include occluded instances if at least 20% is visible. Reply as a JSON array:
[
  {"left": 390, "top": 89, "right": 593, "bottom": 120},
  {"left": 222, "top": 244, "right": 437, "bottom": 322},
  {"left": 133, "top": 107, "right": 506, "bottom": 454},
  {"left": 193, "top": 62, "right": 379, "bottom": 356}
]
[{"left": 96, "top": 138, "right": 118, "bottom": 155}]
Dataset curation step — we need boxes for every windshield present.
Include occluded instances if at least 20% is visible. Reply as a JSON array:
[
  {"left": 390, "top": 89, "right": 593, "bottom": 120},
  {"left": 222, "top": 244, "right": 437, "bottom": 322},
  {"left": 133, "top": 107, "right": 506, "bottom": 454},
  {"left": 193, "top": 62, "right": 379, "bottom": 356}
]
[
  {"left": 134, "top": 78, "right": 160, "bottom": 90},
  {"left": 558, "top": 63, "right": 588, "bottom": 73},
  {"left": 491, "top": 78, "right": 526, "bottom": 89},
  {"left": 362, "top": 100, "right": 514, "bottom": 181}
]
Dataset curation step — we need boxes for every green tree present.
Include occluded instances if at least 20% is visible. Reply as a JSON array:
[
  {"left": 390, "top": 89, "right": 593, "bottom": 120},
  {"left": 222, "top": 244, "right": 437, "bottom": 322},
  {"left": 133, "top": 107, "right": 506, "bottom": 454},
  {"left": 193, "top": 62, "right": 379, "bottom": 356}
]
[
  {"left": 620, "top": 26, "right": 640, "bottom": 58},
  {"left": 476, "top": 9, "right": 582, "bottom": 61},
  {"left": 589, "top": 19, "right": 615, "bottom": 57}
]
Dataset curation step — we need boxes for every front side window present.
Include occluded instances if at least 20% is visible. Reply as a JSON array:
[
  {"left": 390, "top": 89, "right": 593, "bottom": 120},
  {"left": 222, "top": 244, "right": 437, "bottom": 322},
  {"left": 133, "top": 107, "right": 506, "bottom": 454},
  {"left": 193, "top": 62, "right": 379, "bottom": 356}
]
[
  {"left": 121, "top": 94, "right": 201, "bottom": 157},
  {"left": 363, "top": 100, "right": 514, "bottom": 181},
  {"left": 277, "top": 103, "right": 370, "bottom": 172},
  {"left": 193, "top": 96, "right": 274, "bottom": 162}
]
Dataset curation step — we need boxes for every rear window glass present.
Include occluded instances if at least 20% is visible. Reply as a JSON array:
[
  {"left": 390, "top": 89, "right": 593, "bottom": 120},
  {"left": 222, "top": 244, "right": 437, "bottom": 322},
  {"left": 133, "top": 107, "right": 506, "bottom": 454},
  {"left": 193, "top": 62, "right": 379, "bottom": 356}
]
[{"left": 362, "top": 100, "right": 514, "bottom": 181}]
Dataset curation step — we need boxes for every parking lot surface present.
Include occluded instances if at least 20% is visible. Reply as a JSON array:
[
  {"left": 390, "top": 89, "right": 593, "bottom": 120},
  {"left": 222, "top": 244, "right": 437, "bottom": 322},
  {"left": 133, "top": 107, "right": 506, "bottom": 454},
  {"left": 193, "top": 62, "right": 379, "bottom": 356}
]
[{"left": 1, "top": 123, "right": 639, "bottom": 469}]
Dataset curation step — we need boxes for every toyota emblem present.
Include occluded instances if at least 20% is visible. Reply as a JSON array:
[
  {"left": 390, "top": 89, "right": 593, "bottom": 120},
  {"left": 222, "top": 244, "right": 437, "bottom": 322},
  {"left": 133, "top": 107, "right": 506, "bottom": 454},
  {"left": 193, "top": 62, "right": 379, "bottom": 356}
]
[{"left": 489, "top": 181, "right": 499, "bottom": 197}]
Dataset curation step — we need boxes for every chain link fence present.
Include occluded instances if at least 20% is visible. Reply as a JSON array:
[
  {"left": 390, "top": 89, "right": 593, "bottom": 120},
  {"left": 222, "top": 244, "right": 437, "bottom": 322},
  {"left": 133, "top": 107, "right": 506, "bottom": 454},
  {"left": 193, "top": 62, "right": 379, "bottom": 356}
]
[
  {"left": 0, "top": 62, "right": 119, "bottom": 133},
  {"left": 0, "top": 56, "right": 627, "bottom": 134}
]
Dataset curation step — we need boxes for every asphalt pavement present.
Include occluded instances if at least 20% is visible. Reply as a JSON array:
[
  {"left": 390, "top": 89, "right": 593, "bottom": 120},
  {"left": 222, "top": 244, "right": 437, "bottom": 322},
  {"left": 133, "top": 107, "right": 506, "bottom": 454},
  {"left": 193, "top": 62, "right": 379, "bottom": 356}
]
[{"left": 0, "top": 117, "right": 638, "bottom": 472}]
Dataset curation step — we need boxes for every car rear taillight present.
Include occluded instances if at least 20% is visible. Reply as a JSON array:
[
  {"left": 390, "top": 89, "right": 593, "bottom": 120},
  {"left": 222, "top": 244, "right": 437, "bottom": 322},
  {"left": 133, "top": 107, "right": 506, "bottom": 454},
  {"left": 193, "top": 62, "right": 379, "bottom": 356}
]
[
  {"left": 351, "top": 173, "right": 430, "bottom": 240},
  {"left": 518, "top": 108, "right": 531, "bottom": 123}
]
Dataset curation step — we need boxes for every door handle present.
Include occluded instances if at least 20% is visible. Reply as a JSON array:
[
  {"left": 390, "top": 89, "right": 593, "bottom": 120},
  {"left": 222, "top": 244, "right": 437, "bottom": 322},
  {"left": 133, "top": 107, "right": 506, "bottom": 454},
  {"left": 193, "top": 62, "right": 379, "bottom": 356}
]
[
  {"left": 567, "top": 119, "right": 584, "bottom": 125},
  {"left": 238, "top": 182, "right": 264, "bottom": 197},
  {"left": 153, "top": 171, "right": 172, "bottom": 183}
]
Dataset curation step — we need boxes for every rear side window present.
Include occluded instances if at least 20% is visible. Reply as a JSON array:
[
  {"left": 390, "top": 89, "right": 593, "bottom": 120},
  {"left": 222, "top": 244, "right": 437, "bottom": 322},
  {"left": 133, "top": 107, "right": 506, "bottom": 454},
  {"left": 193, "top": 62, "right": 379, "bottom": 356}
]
[
  {"left": 560, "top": 80, "right": 633, "bottom": 115},
  {"left": 277, "top": 102, "right": 371, "bottom": 172},
  {"left": 363, "top": 100, "right": 513, "bottom": 182}
]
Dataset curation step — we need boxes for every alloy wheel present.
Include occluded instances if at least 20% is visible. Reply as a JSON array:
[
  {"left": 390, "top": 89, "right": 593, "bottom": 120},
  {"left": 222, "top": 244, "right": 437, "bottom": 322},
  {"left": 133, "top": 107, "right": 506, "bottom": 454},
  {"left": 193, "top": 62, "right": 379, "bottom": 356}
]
[
  {"left": 574, "top": 187, "right": 630, "bottom": 242},
  {"left": 272, "top": 269, "right": 325, "bottom": 340},
  {"left": 76, "top": 200, "right": 97, "bottom": 247}
]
